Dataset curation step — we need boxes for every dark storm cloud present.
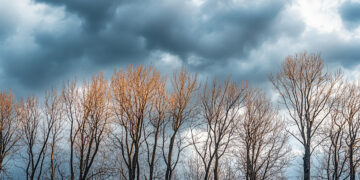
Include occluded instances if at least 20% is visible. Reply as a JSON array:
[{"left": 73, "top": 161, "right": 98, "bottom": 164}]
[
  {"left": 194, "top": 1, "right": 283, "bottom": 60},
  {"left": 35, "top": 0, "right": 121, "bottom": 32},
  {"left": 339, "top": 1, "right": 360, "bottom": 29},
  {"left": 0, "top": 0, "right": 305, "bottom": 97}
]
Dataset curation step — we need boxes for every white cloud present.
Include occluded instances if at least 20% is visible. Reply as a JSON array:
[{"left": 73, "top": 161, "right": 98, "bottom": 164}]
[
  {"left": 295, "top": 0, "right": 344, "bottom": 33},
  {"left": 151, "top": 51, "right": 183, "bottom": 74},
  {"left": 0, "top": 0, "right": 82, "bottom": 60}
]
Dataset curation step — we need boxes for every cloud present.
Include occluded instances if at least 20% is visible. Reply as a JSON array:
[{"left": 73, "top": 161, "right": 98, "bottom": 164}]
[
  {"left": 35, "top": 0, "right": 121, "bottom": 32},
  {"left": 0, "top": 0, "right": 359, "bottom": 99},
  {"left": 1, "top": 1, "right": 360, "bottom": 177},
  {"left": 339, "top": 1, "right": 360, "bottom": 29},
  {"left": 0, "top": 0, "right": 300, "bottom": 97}
]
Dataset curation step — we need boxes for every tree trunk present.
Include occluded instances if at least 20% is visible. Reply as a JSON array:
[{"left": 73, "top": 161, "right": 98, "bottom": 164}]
[
  {"left": 204, "top": 164, "right": 210, "bottom": 180},
  {"left": 128, "top": 160, "right": 133, "bottom": 180},
  {"left": 165, "top": 133, "right": 176, "bottom": 180},
  {"left": 51, "top": 139, "right": 55, "bottom": 180},
  {"left": 213, "top": 152, "right": 219, "bottom": 180},
  {"left": 246, "top": 144, "right": 252, "bottom": 180},
  {"left": 70, "top": 124, "right": 75, "bottom": 180},
  {"left": 0, "top": 157, "right": 3, "bottom": 173},
  {"left": 349, "top": 143, "right": 355, "bottom": 180},
  {"left": 129, "top": 141, "right": 139, "bottom": 180},
  {"left": 303, "top": 145, "right": 311, "bottom": 180},
  {"left": 149, "top": 127, "right": 160, "bottom": 180},
  {"left": 0, "top": 132, "right": 3, "bottom": 173}
]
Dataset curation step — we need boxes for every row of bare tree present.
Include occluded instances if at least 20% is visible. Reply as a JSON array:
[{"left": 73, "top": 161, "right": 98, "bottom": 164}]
[{"left": 0, "top": 53, "right": 359, "bottom": 179}]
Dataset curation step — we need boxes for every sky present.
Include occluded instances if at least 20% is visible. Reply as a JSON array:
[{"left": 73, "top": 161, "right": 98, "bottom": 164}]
[{"left": 0, "top": 0, "right": 360, "bottom": 97}]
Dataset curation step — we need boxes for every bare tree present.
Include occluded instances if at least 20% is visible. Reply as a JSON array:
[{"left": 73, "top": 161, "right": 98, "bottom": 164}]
[
  {"left": 143, "top": 78, "right": 168, "bottom": 180},
  {"left": 340, "top": 82, "right": 360, "bottom": 180},
  {"left": 62, "top": 79, "right": 82, "bottom": 180},
  {"left": 111, "top": 65, "right": 161, "bottom": 180},
  {"left": 163, "top": 68, "right": 198, "bottom": 180},
  {"left": 270, "top": 53, "right": 341, "bottom": 180},
  {"left": 0, "top": 90, "right": 21, "bottom": 174},
  {"left": 20, "top": 96, "right": 53, "bottom": 180},
  {"left": 77, "top": 73, "right": 111, "bottom": 180},
  {"left": 319, "top": 93, "right": 348, "bottom": 180},
  {"left": 62, "top": 73, "right": 111, "bottom": 180},
  {"left": 3, "top": 58, "right": 356, "bottom": 179},
  {"left": 218, "top": 157, "right": 239, "bottom": 180},
  {"left": 44, "top": 89, "right": 64, "bottom": 180},
  {"left": 235, "top": 89, "right": 290, "bottom": 180},
  {"left": 191, "top": 78, "right": 245, "bottom": 180},
  {"left": 184, "top": 153, "right": 205, "bottom": 180}
]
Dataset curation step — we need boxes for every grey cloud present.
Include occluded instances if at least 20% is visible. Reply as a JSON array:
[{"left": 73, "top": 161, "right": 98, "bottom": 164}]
[
  {"left": 0, "top": 6, "right": 18, "bottom": 41},
  {"left": 0, "top": 18, "right": 13, "bottom": 41},
  {"left": 0, "top": 0, "right": 305, "bottom": 97},
  {"left": 300, "top": 31, "right": 360, "bottom": 68},
  {"left": 35, "top": 0, "right": 121, "bottom": 32},
  {"left": 339, "top": 1, "right": 360, "bottom": 29},
  {"left": 325, "top": 42, "right": 360, "bottom": 68}
]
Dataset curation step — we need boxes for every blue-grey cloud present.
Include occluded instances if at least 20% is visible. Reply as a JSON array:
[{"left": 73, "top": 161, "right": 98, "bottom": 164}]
[
  {"left": 339, "top": 1, "right": 360, "bottom": 29},
  {"left": 1, "top": 0, "right": 359, "bottom": 98},
  {"left": 0, "top": 0, "right": 301, "bottom": 97},
  {"left": 35, "top": 0, "right": 121, "bottom": 32}
]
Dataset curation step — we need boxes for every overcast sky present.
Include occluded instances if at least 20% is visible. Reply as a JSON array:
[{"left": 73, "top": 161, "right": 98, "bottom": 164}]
[{"left": 0, "top": 0, "right": 360, "bottom": 97}]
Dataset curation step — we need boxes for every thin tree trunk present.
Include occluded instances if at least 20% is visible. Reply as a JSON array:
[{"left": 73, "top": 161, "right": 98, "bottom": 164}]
[
  {"left": 303, "top": 144, "right": 311, "bottom": 180},
  {"left": 149, "top": 126, "right": 160, "bottom": 180},
  {"left": 246, "top": 143, "right": 251, "bottom": 180},
  {"left": 165, "top": 133, "right": 176, "bottom": 180},
  {"left": 213, "top": 152, "right": 219, "bottom": 180},
  {"left": 349, "top": 144, "right": 355, "bottom": 180},
  {"left": 70, "top": 121, "right": 74, "bottom": 180}
]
